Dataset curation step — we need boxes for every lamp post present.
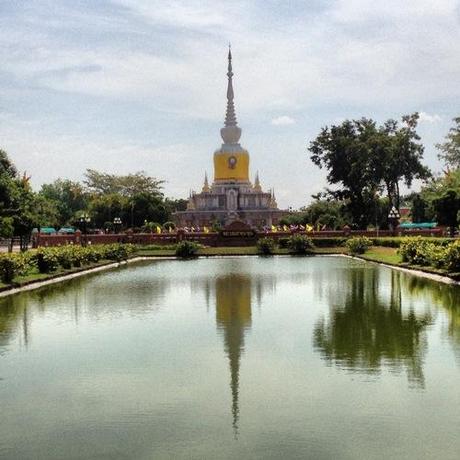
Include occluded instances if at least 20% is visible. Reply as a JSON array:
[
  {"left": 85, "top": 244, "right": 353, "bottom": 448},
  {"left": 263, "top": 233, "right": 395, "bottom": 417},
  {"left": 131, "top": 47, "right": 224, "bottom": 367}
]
[
  {"left": 113, "top": 217, "right": 122, "bottom": 234},
  {"left": 79, "top": 213, "right": 91, "bottom": 245},
  {"left": 388, "top": 205, "right": 400, "bottom": 236}
]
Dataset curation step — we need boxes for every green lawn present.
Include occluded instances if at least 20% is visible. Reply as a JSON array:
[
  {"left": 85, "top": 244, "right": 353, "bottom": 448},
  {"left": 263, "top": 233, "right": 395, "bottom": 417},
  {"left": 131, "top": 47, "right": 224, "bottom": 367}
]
[{"left": 359, "top": 246, "right": 402, "bottom": 265}]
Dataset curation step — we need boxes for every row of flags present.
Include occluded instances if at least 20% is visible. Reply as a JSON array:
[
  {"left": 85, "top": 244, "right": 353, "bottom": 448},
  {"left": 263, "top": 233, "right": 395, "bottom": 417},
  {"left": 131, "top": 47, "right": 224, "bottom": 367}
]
[
  {"left": 268, "top": 224, "right": 316, "bottom": 232},
  {"left": 151, "top": 224, "right": 322, "bottom": 234}
]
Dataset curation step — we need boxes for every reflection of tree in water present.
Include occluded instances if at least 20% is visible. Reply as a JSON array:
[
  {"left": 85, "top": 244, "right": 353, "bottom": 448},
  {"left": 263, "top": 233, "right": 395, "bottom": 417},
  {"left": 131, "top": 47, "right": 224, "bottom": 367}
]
[
  {"left": 314, "top": 268, "right": 433, "bottom": 387},
  {"left": 213, "top": 273, "right": 276, "bottom": 438},
  {"left": 0, "top": 295, "right": 28, "bottom": 353},
  {"left": 0, "top": 266, "right": 173, "bottom": 353},
  {"left": 403, "top": 276, "right": 460, "bottom": 363}
]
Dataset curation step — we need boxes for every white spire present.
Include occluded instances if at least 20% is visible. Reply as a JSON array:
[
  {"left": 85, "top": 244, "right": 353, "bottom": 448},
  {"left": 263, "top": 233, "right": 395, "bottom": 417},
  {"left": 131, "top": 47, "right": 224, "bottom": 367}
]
[
  {"left": 254, "top": 171, "right": 261, "bottom": 191},
  {"left": 220, "top": 45, "right": 242, "bottom": 144}
]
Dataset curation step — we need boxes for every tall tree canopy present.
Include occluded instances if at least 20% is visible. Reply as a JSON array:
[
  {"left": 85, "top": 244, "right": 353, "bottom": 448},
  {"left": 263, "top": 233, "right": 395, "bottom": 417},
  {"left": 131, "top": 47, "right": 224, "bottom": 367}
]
[
  {"left": 39, "top": 179, "right": 87, "bottom": 226},
  {"left": 436, "top": 117, "right": 460, "bottom": 169},
  {"left": 309, "top": 113, "right": 430, "bottom": 228},
  {"left": 84, "top": 169, "right": 164, "bottom": 197}
]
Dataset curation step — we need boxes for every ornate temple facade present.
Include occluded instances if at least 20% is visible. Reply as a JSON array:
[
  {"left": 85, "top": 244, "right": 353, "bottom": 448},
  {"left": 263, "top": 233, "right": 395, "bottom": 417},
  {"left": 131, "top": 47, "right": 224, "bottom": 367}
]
[{"left": 173, "top": 48, "right": 286, "bottom": 229}]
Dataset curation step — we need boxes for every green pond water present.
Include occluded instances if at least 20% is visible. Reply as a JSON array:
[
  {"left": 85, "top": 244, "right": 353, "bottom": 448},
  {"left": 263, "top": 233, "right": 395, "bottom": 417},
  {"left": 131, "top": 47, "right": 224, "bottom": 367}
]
[{"left": 0, "top": 256, "right": 459, "bottom": 459}]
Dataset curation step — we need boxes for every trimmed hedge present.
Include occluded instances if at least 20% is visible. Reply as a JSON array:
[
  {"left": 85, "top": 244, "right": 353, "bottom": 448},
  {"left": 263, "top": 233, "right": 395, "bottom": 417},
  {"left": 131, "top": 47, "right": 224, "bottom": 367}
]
[{"left": 370, "top": 237, "right": 453, "bottom": 248}]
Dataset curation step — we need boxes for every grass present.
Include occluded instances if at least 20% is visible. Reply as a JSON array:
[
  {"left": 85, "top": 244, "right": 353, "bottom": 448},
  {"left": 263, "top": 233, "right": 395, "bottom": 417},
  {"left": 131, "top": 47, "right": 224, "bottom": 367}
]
[{"left": 359, "top": 246, "right": 402, "bottom": 265}]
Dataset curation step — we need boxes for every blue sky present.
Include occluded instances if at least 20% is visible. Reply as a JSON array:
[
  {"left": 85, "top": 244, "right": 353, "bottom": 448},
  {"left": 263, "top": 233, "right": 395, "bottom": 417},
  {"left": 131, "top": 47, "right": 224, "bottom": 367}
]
[{"left": 1, "top": 0, "right": 459, "bottom": 208}]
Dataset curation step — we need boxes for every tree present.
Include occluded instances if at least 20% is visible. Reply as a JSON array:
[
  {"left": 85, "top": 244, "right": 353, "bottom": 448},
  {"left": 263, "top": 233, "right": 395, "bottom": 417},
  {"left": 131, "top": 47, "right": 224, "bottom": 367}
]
[
  {"left": 410, "top": 194, "right": 428, "bottom": 223},
  {"left": 84, "top": 169, "right": 164, "bottom": 197},
  {"left": 437, "top": 117, "right": 460, "bottom": 168},
  {"left": 39, "top": 179, "right": 87, "bottom": 226},
  {"left": 371, "top": 114, "right": 430, "bottom": 208},
  {"left": 432, "top": 189, "right": 460, "bottom": 236},
  {"left": 309, "top": 114, "right": 430, "bottom": 228},
  {"left": 129, "top": 192, "right": 169, "bottom": 228},
  {"left": 309, "top": 119, "right": 379, "bottom": 228}
]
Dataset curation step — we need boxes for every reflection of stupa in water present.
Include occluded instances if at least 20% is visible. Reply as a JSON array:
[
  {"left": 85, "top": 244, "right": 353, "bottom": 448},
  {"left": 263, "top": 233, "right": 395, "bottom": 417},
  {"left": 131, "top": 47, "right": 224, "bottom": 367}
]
[{"left": 215, "top": 275, "right": 252, "bottom": 437}]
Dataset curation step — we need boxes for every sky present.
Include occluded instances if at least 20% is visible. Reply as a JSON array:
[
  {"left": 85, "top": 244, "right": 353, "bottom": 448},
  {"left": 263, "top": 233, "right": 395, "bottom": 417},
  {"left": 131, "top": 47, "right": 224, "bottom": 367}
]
[{"left": 1, "top": 0, "right": 459, "bottom": 209}]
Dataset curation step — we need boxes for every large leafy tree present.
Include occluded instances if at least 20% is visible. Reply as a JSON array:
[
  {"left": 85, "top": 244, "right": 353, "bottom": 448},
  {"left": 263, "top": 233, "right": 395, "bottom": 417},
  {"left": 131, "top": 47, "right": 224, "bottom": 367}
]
[
  {"left": 370, "top": 114, "right": 430, "bottom": 208},
  {"left": 39, "top": 179, "right": 87, "bottom": 226},
  {"left": 84, "top": 169, "right": 164, "bottom": 197},
  {"left": 436, "top": 117, "right": 460, "bottom": 168},
  {"left": 309, "top": 114, "right": 430, "bottom": 228},
  {"left": 432, "top": 189, "right": 460, "bottom": 236},
  {"left": 309, "top": 118, "right": 382, "bottom": 228}
]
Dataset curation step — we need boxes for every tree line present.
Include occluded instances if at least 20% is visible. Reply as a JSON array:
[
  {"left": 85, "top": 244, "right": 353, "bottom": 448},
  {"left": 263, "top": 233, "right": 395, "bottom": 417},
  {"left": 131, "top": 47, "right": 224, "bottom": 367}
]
[
  {"left": 0, "top": 149, "right": 187, "bottom": 244},
  {"left": 1, "top": 113, "right": 459, "bottom": 242}
]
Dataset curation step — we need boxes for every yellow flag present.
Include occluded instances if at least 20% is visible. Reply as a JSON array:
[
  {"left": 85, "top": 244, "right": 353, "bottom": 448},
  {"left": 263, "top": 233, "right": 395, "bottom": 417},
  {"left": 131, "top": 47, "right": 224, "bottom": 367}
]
[
  {"left": 283, "top": 225, "right": 289, "bottom": 232},
  {"left": 203, "top": 226, "right": 209, "bottom": 233},
  {"left": 306, "top": 224, "right": 313, "bottom": 232},
  {"left": 271, "top": 225, "right": 277, "bottom": 232},
  {"left": 156, "top": 226, "right": 162, "bottom": 234}
]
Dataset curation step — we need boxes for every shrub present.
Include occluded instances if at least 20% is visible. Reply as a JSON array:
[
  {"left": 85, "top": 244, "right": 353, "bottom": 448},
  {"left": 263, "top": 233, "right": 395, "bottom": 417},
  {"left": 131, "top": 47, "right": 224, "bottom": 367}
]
[
  {"left": 427, "top": 243, "right": 448, "bottom": 269},
  {"left": 398, "top": 237, "right": 431, "bottom": 266},
  {"left": 346, "top": 236, "right": 372, "bottom": 255},
  {"left": 34, "top": 248, "right": 59, "bottom": 273},
  {"left": 102, "top": 243, "right": 135, "bottom": 261},
  {"left": 277, "top": 237, "right": 290, "bottom": 248},
  {"left": 257, "top": 237, "right": 276, "bottom": 255},
  {"left": 56, "top": 246, "right": 73, "bottom": 269},
  {"left": 287, "top": 235, "right": 315, "bottom": 254},
  {"left": 444, "top": 241, "right": 460, "bottom": 272},
  {"left": 175, "top": 241, "right": 200, "bottom": 258},
  {"left": 0, "top": 253, "right": 26, "bottom": 283}
]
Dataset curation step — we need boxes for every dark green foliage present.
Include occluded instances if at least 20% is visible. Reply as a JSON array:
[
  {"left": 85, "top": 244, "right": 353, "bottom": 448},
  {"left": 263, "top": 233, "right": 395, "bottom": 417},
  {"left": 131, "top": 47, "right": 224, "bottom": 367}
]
[
  {"left": 175, "top": 241, "right": 200, "bottom": 258},
  {"left": 310, "top": 237, "right": 347, "bottom": 247},
  {"left": 346, "top": 236, "right": 372, "bottom": 255},
  {"left": 410, "top": 194, "right": 429, "bottom": 223},
  {"left": 277, "top": 237, "right": 290, "bottom": 248},
  {"left": 34, "top": 248, "right": 59, "bottom": 273},
  {"left": 432, "top": 189, "right": 460, "bottom": 236},
  {"left": 287, "top": 235, "right": 315, "bottom": 254},
  {"left": 257, "top": 237, "right": 276, "bottom": 255},
  {"left": 309, "top": 114, "right": 430, "bottom": 228},
  {"left": 0, "top": 253, "right": 26, "bottom": 283},
  {"left": 444, "top": 241, "right": 460, "bottom": 272}
]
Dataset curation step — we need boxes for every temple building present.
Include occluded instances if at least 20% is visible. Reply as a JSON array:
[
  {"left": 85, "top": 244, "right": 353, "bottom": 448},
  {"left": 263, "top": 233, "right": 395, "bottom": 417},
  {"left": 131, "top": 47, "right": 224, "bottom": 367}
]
[{"left": 173, "top": 48, "right": 286, "bottom": 229}]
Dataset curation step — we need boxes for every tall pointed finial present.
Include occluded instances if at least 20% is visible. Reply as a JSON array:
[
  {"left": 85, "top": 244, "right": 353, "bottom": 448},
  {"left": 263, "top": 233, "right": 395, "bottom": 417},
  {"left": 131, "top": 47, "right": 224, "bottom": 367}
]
[
  {"left": 254, "top": 171, "right": 261, "bottom": 191},
  {"left": 202, "top": 171, "right": 210, "bottom": 192},
  {"left": 221, "top": 46, "right": 242, "bottom": 144}
]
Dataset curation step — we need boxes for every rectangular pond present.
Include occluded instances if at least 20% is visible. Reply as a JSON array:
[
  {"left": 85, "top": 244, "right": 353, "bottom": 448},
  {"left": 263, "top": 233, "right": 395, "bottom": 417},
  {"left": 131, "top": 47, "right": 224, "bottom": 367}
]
[{"left": 0, "top": 256, "right": 459, "bottom": 459}]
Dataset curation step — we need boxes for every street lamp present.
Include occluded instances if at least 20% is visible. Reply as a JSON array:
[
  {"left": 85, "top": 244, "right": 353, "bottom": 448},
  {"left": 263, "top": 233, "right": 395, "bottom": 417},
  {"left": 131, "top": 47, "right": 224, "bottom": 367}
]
[
  {"left": 388, "top": 205, "right": 400, "bottom": 235},
  {"left": 113, "top": 217, "right": 122, "bottom": 234},
  {"left": 79, "top": 213, "right": 91, "bottom": 245}
]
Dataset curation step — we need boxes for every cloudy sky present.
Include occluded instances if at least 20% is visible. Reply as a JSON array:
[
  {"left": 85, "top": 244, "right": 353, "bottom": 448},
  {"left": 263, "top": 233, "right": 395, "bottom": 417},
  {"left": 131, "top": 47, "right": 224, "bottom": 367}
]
[{"left": 1, "top": 0, "right": 459, "bottom": 208}]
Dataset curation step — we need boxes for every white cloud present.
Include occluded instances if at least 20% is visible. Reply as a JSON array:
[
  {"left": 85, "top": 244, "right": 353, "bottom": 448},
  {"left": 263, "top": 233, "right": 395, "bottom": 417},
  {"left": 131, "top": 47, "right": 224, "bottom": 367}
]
[
  {"left": 418, "top": 111, "right": 442, "bottom": 123},
  {"left": 271, "top": 116, "right": 296, "bottom": 126}
]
